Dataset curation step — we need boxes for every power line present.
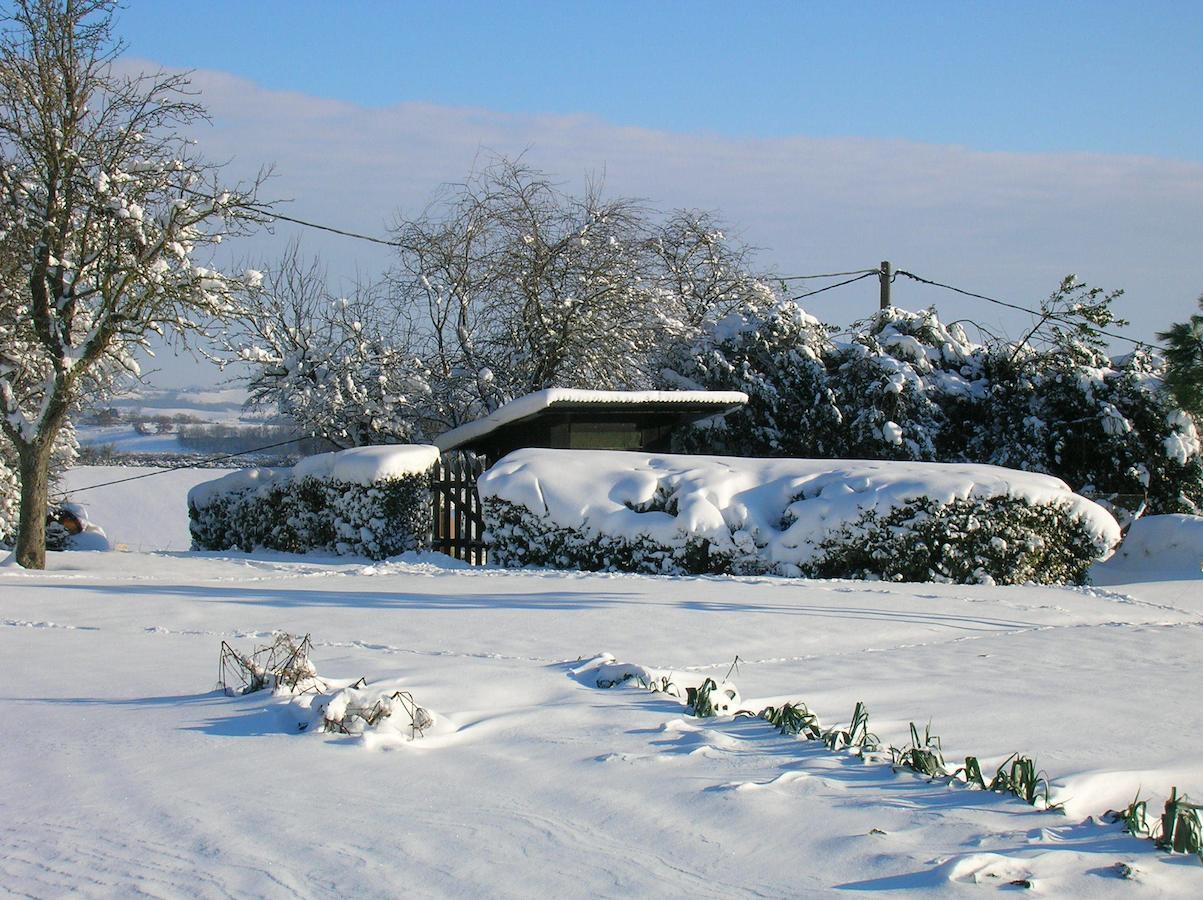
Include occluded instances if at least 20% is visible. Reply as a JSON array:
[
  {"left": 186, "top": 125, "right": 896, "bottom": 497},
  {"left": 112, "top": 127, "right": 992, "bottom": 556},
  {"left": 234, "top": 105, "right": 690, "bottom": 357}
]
[
  {"left": 178, "top": 186, "right": 403, "bottom": 248},
  {"left": 779, "top": 268, "right": 880, "bottom": 281},
  {"left": 790, "top": 270, "right": 877, "bottom": 301},
  {"left": 56, "top": 436, "right": 309, "bottom": 498},
  {"left": 259, "top": 208, "right": 402, "bottom": 248},
  {"left": 895, "top": 269, "right": 1153, "bottom": 349},
  {"left": 181, "top": 185, "right": 1161, "bottom": 346}
]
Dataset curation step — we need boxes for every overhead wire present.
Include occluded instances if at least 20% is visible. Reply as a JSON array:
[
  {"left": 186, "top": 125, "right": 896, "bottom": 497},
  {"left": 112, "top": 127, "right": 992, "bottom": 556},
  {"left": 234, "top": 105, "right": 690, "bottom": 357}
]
[
  {"left": 895, "top": 269, "right": 1154, "bottom": 349},
  {"left": 790, "top": 270, "right": 877, "bottom": 301},
  {"left": 52, "top": 261, "right": 1158, "bottom": 498},
  {"left": 257, "top": 208, "right": 403, "bottom": 248},
  {"left": 55, "top": 436, "right": 310, "bottom": 498},
  {"left": 779, "top": 268, "right": 880, "bottom": 281},
  {"left": 172, "top": 186, "right": 1159, "bottom": 351}
]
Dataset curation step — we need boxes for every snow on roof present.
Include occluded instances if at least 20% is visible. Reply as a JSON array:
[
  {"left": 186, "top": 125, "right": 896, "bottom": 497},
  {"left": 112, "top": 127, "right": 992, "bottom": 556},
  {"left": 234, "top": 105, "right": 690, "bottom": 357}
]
[{"left": 435, "top": 389, "right": 748, "bottom": 452}]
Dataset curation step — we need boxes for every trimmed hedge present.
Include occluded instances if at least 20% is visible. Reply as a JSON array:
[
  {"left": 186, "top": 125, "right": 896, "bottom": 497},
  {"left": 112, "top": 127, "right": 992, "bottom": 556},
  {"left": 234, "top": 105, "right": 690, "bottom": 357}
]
[
  {"left": 483, "top": 493, "right": 1107, "bottom": 585},
  {"left": 190, "top": 470, "right": 432, "bottom": 560},
  {"left": 808, "top": 496, "right": 1103, "bottom": 585}
]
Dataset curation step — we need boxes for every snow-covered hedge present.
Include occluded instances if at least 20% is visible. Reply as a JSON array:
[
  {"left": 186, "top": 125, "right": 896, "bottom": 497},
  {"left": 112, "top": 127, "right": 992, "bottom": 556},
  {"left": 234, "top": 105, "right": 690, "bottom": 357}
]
[
  {"left": 660, "top": 300, "right": 1203, "bottom": 523},
  {"left": 478, "top": 449, "right": 1120, "bottom": 584},
  {"left": 189, "top": 446, "right": 439, "bottom": 559}
]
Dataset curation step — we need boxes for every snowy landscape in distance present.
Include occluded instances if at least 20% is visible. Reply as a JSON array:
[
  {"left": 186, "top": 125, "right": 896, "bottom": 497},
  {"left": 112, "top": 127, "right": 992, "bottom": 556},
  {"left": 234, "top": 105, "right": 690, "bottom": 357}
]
[{"left": 3, "top": 405, "right": 1203, "bottom": 895}]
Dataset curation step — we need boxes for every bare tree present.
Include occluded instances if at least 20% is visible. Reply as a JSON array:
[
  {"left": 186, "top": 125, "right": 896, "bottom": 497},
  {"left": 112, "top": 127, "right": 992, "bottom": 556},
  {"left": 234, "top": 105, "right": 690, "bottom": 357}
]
[
  {"left": 0, "top": 0, "right": 266, "bottom": 567},
  {"left": 650, "top": 209, "right": 773, "bottom": 330},
  {"left": 227, "top": 243, "right": 431, "bottom": 448},
  {"left": 391, "top": 159, "right": 660, "bottom": 425},
  {"left": 230, "top": 158, "right": 779, "bottom": 441}
]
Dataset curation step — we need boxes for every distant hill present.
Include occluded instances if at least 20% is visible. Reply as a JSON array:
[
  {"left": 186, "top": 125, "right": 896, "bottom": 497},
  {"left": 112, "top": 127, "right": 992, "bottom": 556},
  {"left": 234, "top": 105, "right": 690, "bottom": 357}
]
[{"left": 75, "top": 385, "right": 331, "bottom": 465}]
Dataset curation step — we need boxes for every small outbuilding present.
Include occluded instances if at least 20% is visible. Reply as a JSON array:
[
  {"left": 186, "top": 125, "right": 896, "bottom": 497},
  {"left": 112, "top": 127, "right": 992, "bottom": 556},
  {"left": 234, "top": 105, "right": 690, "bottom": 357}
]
[
  {"left": 434, "top": 389, "right": 748, "bottom": 465},
  {"left": 430, "top": 389, "right": 747, "bottom": 562}
]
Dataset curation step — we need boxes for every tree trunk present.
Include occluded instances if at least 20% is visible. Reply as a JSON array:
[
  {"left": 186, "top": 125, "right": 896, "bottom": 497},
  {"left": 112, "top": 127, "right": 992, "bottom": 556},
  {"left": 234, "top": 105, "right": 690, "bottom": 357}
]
[{"left": 14, "top": 440, "right": 52, "bottom": 569}]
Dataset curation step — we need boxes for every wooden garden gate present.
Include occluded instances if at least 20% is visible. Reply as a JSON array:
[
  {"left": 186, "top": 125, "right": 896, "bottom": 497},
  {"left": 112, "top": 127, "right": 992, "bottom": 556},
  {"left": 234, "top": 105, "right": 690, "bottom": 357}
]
[{"left": 431, "top": 452, "right": 486, "bottom": 564}]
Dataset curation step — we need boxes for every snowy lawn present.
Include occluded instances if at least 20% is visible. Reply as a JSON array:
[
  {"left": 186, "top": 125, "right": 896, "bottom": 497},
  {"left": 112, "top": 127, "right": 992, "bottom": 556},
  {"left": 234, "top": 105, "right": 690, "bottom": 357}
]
[
  {"left": 59, "top": 466, "right": 235, "bottom": 551},
  {"left": 2, "top": 556, "right": 1201, "bottom": 895},
  {"left": 2, "top": 472, "right": 1202, "bottom": 896}
]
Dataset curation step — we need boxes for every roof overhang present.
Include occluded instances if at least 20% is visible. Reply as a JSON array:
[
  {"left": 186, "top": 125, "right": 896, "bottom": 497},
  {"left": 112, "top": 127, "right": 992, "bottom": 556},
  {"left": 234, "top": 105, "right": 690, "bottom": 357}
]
[{"left": 435, "top": 389, "right": 748, "bottom": 453}]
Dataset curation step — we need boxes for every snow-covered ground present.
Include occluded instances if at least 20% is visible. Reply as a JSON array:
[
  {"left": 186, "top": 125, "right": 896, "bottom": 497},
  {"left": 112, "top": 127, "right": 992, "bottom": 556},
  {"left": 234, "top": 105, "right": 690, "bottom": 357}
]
[
  {"left": 2, "top": 467, "right": 1202, "bottom": 896},
  {"left": 59, "top": 466, "right": 236, "bottom": 551},
  {"left": 75, "top": 426, "right": 197, "bottom": 454},
  {"left": 74, "top": 384, "right": 271, "bottom": 454},
  {"left": 88, "top": 385, "right": 252, "bottom": 420}
]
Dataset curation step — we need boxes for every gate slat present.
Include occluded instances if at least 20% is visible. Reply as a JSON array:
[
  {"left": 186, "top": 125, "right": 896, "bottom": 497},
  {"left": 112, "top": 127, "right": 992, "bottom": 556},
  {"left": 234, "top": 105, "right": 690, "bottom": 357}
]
[{"left": 430, "top": 451, "right": 486, "bottom": 564}]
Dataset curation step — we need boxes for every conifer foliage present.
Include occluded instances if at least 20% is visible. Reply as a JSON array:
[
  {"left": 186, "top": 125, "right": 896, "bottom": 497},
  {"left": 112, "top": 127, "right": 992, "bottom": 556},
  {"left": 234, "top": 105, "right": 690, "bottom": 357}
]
[{"left": 662, "top": 284, "right": 1203, "bottom": 521}]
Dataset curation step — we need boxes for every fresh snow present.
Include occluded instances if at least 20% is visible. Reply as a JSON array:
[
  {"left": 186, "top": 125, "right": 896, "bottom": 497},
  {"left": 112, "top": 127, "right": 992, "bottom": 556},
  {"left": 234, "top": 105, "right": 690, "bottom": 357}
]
[
  {"left": 434, "top": 389, "right": 749, "bottom": 451},
  {"left": 63, "top": 465, "right": 236, "bottom": 551},
  {"left": 75, "top": 425, "right": 193, "bottom": 454},
  {"left": 185, "top": 465, "right": 288, "bottom": 511},
  {"left": 2, "top": 466, "right": 1201, "bottom": 896},
  {"left": 1094, "top": 514, "right": 1203, "bottom": 583},
  {"left": 291, "top": 444, "right": 440, "bottom": 484},
  {"left": 479, "top": 448, "right": 1121, "bottom": 569},
  {"left": 186, "top": 446, "right": 440, "bottom": 513}
]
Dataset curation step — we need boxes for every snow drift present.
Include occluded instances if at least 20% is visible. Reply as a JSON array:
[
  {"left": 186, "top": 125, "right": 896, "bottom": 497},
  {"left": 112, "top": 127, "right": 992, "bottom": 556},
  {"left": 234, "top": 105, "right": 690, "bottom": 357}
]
[{"left": 1094, "top": 513, "right": 1203, "bottom": 582}]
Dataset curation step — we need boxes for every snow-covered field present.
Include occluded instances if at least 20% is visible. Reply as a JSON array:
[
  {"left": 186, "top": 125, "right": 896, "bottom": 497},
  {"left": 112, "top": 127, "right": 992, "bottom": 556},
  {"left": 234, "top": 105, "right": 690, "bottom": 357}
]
[
  {"left": 3, "top": 467, "right": 1202, "bottom": 896},
  {"left": 60, "top": 466, "right": 236, "bottom": 551},
  {"left": 74, "top": 384, "right": 270, "bottom": 454}
]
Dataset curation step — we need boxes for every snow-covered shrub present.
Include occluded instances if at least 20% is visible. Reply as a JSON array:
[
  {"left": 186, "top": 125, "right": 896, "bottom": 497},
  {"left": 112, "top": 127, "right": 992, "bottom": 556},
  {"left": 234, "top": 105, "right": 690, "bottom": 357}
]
[
  {"left": 218, "top": 633, "right": 436, "bottom": 742},
  {"left": 661, "top": 297, "right": 1203, "bottom": 520},
  {"left": 0, "top": 457, "right": 17, "bottom": 546},
  {"left": 478, "top": 449, "right": 1119, "bottom": 585},
  {"left": 809, "top": 496, "right": 1104, "bottom": 584},
  {"left": 1, "top": 421, "right": 80, "bottom": 548},
  {"left": 970, "top": 349, "right": 1203, "bottom": 520},
  {"left": 484, "top": 497, "right": 737, "bottom": 575},
  {"left": 44, "top": 501, "right": 110, "bottom": 552},
  {"left": 219, "top": 633, "right": 320, "bottom": 696},
  {"left": 663, "top": 298, "right": 843, "bottom": 459},
  {"left": 189, "top": 446, "right": 438, "bottom": 559}
]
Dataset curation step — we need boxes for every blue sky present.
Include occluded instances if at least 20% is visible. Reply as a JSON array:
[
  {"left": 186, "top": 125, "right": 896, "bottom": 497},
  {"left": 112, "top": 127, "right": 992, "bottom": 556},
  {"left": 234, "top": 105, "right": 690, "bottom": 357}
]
[
  {"left": 99, "top": 1, "right": 1203, "bottom": 385},
  {"left": 118, "top": 1, "right": 1202, "bottom": 161}
]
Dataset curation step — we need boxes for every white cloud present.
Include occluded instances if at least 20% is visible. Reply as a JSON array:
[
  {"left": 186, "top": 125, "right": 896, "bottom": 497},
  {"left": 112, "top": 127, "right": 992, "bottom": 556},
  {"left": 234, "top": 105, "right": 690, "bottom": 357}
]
[{"left": 132, "top": 62, "right": 1203, "bottom": 385}]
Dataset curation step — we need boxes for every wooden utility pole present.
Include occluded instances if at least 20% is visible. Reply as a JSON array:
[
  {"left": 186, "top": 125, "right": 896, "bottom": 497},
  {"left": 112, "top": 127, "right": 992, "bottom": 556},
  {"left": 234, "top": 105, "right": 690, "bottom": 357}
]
[{"left": 879, "top": 260, "right": 892, "bottom": 310}]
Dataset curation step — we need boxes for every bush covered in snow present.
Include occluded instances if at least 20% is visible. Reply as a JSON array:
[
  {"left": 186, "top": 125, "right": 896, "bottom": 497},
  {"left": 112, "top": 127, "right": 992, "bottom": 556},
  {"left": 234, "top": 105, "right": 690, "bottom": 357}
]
[
  {"left": 809, "top": 496, "right": 1105, "bottom": 585},
  {"left": 479, "top": 449, "right": 1119, "bottom": 585},
  {"left": 661, "top": 293, "right": 1203, "bottom": 522},
  {"left": 189, "top": 445, "right": 438, "bottom": 559}
]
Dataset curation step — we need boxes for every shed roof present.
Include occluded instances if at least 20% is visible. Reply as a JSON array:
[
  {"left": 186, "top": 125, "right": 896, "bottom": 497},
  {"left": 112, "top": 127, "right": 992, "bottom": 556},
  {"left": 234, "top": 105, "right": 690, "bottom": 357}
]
[{"left": 434, "top": 389, "right": 748, "bottom": 453}]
